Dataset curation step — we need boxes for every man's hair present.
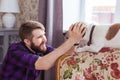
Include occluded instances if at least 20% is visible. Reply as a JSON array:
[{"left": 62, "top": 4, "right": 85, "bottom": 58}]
[{"left": 19, "top": 20, "right": 45, "bottom": 41}]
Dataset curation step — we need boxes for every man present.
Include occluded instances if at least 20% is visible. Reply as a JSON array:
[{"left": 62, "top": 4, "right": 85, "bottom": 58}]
[{"left": 0, "top": 20, "right": 86, "bottom": 80}]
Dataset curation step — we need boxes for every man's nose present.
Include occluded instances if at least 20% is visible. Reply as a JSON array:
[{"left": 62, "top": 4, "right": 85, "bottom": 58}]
[{"left": 42, "top": 36, "right": 47, "bottom": 41}]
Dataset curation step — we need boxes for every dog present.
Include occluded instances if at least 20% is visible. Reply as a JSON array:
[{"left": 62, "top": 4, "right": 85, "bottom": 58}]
[{"left": 73, "top": 23, "right": 120, "bottom": 53}]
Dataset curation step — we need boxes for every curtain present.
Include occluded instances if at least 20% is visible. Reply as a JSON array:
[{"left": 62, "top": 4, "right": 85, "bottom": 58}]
[
  {"left": 38, "top": 0, "right": 63, "bottom": 80},
  {"left": 39, "top": 0, "right": 64, "bottom": 47}
]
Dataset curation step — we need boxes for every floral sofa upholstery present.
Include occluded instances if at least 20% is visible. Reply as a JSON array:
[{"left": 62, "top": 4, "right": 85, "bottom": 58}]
[{"left": 56, "top": 47, "right": 120, "bottom": 80}]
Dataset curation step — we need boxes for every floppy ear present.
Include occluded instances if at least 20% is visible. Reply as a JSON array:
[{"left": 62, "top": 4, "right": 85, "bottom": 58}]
[{"left": 106, "top": 23, "right": 120, "bottom": 40}]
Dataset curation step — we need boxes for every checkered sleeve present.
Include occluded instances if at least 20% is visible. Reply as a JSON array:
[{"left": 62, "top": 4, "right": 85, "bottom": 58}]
[{"left": 8, "top": 47, "right": 39, "bottom": 70}]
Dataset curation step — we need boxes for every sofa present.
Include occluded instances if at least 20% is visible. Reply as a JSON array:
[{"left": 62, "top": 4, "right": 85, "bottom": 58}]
[{"left": 56, "top": 47, "right": 120, "bottom": 80}]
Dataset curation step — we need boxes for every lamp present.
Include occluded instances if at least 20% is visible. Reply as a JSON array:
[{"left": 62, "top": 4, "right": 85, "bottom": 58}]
[{"left": 0, "top": 0, "right": 20, "bottom": 28}]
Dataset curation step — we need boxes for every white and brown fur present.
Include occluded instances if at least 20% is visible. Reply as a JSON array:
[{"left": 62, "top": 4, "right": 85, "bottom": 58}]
[{"left": 75, "top": 23, "right": 120, "bottom": 52}]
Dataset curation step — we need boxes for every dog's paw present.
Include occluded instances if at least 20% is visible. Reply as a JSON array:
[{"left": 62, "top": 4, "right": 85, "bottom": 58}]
[
  {"left": 74, "top": 47, "right": 85, "bottom": 53},
  {"left": 74, "top": 45, "right": 89, "bottom": 53},
  {"left": 77, "top": 39, "right": 87, "bottom": 48}
]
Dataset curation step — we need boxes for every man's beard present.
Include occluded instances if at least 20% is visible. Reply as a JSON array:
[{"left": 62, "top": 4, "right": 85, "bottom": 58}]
[{"left": 30, "top": 41, "right": 46, "bottom": 53}]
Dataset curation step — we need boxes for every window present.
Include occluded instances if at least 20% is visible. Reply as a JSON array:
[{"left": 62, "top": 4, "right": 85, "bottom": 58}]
[
  {"left": 63, "top": 0, "right": 117, "bottom": 31},
  {"left": 63, "top": 0, "right": 81, "bottom": 31},
  {"left": 85, "top": 0, "right": 116, "bottom": 24}
]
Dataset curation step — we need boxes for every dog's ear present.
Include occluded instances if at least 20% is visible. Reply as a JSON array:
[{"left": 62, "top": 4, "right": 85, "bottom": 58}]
[
  {"left": 106, "top": 23, "right": 120, "bottom": 40},
  {"left": 63, "top": 31, "right": 69, "bottom": 39}
]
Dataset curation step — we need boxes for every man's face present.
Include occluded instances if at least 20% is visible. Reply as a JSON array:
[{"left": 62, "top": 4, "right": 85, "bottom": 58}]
[{"left": 30, "top": 29, "right": 47, "bottom": 53}]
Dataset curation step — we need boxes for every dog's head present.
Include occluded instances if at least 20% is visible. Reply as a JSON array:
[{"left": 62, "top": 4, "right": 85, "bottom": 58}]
[{"left": 106, "top": 23, "right": 120, "bottom": 40}]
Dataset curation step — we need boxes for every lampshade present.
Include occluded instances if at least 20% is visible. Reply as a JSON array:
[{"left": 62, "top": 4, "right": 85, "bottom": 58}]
[
  {"left": 0, "top": 0, "right": 20, "bottom": 13},
  {"left": 0, "top": 0, "right": 20, "bottom": 28}
]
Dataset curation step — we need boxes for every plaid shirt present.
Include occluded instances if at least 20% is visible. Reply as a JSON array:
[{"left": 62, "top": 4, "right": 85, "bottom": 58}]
[{"left": 0, "top": 42, "right": 54, "bottom": 80}]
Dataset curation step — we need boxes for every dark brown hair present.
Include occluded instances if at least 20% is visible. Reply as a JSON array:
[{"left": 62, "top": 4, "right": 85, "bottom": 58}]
[
  {"left": 106, "top": 23, "right": 120, "bottom": 40},
  {"left": 19, "top": 20, "right": 45, "bottom": 41}
]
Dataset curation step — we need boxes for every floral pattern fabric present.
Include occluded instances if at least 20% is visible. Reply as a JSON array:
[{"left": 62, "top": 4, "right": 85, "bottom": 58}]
[{"left": 60, "top": 48, "right": 120, "bottom": 80}]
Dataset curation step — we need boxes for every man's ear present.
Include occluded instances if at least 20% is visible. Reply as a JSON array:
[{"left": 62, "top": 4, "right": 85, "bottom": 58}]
[{"left": 24, "top": 39, "right": 31, "bottom": 46}]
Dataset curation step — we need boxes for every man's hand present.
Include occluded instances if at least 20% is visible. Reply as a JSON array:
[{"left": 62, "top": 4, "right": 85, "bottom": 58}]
[{"left": 68, "top": 22, "right": 86, "bottom": 44}]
